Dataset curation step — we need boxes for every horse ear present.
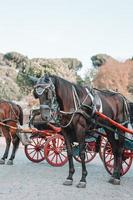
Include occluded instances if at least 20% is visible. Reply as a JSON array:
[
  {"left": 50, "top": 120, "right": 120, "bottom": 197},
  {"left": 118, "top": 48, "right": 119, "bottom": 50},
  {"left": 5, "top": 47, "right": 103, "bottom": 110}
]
[
  {"left": 28, "top": 75, "right": 39, "bottom": 85},
  {"left": 44, "top": 73, "right": 50, "bottom": 83}
]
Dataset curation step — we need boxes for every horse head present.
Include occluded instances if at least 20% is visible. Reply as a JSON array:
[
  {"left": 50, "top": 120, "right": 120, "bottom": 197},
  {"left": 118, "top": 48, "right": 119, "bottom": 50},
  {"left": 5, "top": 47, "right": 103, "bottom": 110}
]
[
  {"left": 33, "top": 74, "right": 94, "bottom": 125},
  {"left": 33, "top": 74, "right": 59, "bottom": 123}
]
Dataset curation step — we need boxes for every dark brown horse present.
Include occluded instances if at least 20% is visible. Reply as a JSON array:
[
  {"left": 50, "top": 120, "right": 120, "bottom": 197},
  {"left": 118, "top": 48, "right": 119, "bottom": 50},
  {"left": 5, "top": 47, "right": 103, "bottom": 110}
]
[
  {"left": 0, "top": 100, "right": 23, "bottom": 165},
  {"left": 33, "top": 74, "right": 129, "bottom": 187}
]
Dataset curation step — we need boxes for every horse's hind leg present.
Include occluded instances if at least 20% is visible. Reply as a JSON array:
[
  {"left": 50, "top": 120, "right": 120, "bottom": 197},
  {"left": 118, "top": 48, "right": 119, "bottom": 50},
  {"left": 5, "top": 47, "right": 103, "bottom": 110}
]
[
  {"left": 76, "top": 142, "right": 87, "bottom": 188},
  {"left": 63, "top": 132, "right": 75, "bottom": 186},
  {"left": 109, "top": 147, "right": 123, "bottom": 185},
  {"left": 95, "top": 135, "right": 101, "bottom": 153},
  {"left": 108, "top": 131, "right": 124, "bottom": 185},
  {"left": 0, "top": 128, "right": 11, "bottom": 164},
  {"left": 7, "top": 135, "right": 20, "bottom": 165}
]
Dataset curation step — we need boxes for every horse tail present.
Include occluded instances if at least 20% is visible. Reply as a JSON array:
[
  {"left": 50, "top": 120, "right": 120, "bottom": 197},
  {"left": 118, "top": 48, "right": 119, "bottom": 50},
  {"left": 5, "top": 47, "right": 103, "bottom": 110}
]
[
  {"left": 129, "top": 102, "right": 133, "bottom": 124},
  {"left": 17, "top": 104, "right": 23, "bottom": 125},
  {"left": 122, "top": 96, "right": 130, "bottom": 121}
]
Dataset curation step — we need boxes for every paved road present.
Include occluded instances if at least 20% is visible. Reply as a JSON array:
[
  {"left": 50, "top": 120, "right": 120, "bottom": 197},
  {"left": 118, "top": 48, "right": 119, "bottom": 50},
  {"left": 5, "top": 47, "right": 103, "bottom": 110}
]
[{"left": 0, "top": 140, "right": 133, "bottom": 200}]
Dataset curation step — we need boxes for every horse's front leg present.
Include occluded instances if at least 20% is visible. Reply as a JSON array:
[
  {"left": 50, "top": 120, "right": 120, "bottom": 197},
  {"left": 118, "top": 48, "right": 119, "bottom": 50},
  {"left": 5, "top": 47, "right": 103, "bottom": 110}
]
[
  {"left": 63, "top": 131, "right": 75, "bottom": 186},
  {"left": 76, "top": 141, "right": 88, "bottom": 188}
]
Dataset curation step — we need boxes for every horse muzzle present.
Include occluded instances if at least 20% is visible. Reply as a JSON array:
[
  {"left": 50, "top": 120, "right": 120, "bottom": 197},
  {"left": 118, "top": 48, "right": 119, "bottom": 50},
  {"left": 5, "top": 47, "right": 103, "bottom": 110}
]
[{"left": 40, "top": 104, "right": 51, "bottom": 122}]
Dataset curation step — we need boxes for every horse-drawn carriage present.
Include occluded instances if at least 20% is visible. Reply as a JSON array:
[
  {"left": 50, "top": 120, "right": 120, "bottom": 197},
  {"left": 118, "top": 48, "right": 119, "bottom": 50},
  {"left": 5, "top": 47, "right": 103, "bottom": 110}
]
[
  {"left": 1, "top": 102, "right": 133, "bottom": 177},
  {"left": 31, "top": 74, "right": 133, "bottom": 187},
  {"left": 24, "top": 106, "right": 133, "bottom": 178},
  {"left": 24, "top": 108, "right": 101, "bottom": 166},
  {"left": 1, "top": 75, "right": 133, "bottom": 188}
]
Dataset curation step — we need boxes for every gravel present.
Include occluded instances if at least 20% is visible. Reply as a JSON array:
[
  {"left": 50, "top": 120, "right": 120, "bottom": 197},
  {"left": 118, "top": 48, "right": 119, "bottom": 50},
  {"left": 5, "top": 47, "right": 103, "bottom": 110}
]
[{"left": 0, "top": 137, "right": 133, "bottom": 200}]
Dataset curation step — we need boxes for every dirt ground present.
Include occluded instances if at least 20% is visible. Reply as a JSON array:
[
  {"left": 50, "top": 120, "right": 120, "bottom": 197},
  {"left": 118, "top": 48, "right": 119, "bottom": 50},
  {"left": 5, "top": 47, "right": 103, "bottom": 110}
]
[{"left": 0, "top": 137, "right": 133, "bottom": 200}]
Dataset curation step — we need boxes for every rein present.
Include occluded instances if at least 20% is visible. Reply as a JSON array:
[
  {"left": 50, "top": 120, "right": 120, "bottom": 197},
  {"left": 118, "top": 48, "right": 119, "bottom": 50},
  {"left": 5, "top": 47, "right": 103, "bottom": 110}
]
[{"left": 59, "top": 86, "right": 93, "bottom": 128}]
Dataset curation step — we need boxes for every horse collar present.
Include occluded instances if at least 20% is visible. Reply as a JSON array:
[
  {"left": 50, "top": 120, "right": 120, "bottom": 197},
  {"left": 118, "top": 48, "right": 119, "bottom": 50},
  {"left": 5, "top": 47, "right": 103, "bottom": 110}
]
[{"left": 85, "top": 88, "right": 103, "bottom": 113}]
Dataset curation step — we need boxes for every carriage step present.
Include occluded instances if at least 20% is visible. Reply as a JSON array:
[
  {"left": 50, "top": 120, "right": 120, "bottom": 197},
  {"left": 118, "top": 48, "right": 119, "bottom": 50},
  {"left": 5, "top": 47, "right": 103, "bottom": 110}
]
[
  {"left": 124, "top": 139, "right": 133, "bottom": 151},
  {"left": 72, "top": 137, "right": 96, "bottom": 157}
]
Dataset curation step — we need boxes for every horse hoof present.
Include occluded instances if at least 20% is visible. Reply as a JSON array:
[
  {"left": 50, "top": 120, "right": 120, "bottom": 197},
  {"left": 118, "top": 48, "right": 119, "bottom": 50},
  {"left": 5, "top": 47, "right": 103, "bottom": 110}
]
[
  {"left": 108, "top": 177, "right": 120, "bottom": 185},
  {"left": 108, "top": 177, "right": 114, "bottom": 183},
  {"left": 63, "top": 179, "right": 73, "bottom": 186},
  {"left": 0, "top": 159, "right": 5, "bottom": 164},
  {"left": 7, "top": 160, "right": 13, "bottom": 165},
  {"left": 76, "top": 182, "right": 86, "bottom": 188}
]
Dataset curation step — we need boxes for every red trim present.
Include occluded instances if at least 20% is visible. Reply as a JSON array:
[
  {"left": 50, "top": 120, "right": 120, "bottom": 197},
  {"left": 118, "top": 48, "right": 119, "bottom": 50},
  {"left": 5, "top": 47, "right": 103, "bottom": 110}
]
[{"left": 96, "top": 111, "right": 133, "bottom": 134}]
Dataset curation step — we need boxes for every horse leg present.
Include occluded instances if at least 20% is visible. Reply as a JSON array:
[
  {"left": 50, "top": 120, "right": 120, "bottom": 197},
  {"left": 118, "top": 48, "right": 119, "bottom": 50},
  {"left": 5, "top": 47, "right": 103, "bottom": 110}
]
[
  {"left": 7, "top": 135, "right": 20, "bottom": 165},
  {"left": 0, "top": 128, "right": 11, "bottom": 164},
  {"left": 63, "top": 131, "right": 75, "bottom": 186},
  {"left": 76, "top": 141, "right": 87, "bottom": 188},
  {"left": 108, "top": 131, "right": 124, "bottom": 185},
  {"left": 109, "top": 147, "right": 123, "bottom": 185},
  {"left": 95, "top": 135, "right": 101, "bottom": 153}
]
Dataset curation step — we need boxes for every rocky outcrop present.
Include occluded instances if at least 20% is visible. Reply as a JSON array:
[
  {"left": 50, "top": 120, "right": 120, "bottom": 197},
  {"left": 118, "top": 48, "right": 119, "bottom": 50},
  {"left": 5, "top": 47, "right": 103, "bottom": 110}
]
[
  {"left": 0, "top": 51, "right": 82, "bottom": 100},
  {"left": 92, "top": 56, "right": 133, "bottom": 100},
  {"left": 91, "top": 54, "right": 118, "bottom": 67},
  {"left": 31, "top": 57, "right": 82, "bottom": 82},
  {"left": 0, "top": 76, "right": 21, "bottom": 100}
]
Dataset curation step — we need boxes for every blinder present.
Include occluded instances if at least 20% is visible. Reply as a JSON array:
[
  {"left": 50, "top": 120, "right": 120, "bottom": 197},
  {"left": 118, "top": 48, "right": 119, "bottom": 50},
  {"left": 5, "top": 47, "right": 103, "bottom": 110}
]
[{"left": 35, "top": 83, "right": 51, "bottom": 96}]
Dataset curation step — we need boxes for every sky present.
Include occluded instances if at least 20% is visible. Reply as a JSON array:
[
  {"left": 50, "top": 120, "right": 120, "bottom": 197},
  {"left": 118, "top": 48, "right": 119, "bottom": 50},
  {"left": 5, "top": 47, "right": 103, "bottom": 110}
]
[{"left": 0, "top": 0, "right": 133, "bottom": 77}]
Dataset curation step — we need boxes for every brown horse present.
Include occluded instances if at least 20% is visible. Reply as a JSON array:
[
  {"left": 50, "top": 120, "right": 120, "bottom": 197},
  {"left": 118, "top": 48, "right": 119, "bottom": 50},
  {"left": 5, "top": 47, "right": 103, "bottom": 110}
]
[
  {"left": 33, "top": 74, "right": 129, "bottom": 187},
  {"left": 0, "top": 100, "right": 23, "bottom": 165}
]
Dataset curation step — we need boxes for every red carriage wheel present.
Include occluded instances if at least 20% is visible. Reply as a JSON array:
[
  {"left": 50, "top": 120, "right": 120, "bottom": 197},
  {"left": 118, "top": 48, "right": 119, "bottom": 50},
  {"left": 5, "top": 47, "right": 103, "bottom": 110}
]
[
  {"left": 103, "top": 141, "right": 132, "bottom": 176},
  {"left": 24, "top": 135, "right": 46, "bottom": 163},
  {"left": 99, "top": 136, "right": 107, "bottom": 161},
  {"left": 73, "top": 141, "right": 97, "bottom": 163},
  {"left": 44, "top": 134, "right": 68, "bottom": 167}
]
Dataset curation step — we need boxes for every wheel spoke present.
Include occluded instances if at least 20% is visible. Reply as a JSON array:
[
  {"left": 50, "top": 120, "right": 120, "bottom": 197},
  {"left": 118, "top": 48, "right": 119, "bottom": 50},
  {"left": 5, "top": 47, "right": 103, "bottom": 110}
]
[
  {"left": 26, "top": 147, "right": 36, "bottom": 150},
  {"left": 88, "top": 151, "right": 94, "bottom": 157},
  {"left": 47, "top": 151, "right": 55, "bottom": 157},
  {"left": 50, "top": 153, "right": 56, "bottom": 162},
  {"left": 32, "top": 139, "right": 38, "bottom": 145},
  {"left": 58, "top": 154, "right": 63, "bottom": 162},
  {"left": 28, "top": 149, "right": 36, "bottom": 155},
  {"left": 39, "top": 138, "right": 46, "bottom": 145},
  {"left": 105, "top": 157, "right": 114, "bottom": 165},
  {"left": 56, "top": 138, "right": 59, "bottom": 147},
  {"left": 123, "top": 159, "right": 130, "bottom": 166},
  {"left": 55, "top": 154, "right": 58, "bottom": 163},
  {"left": 28, "top": 144, "right": 36, "bottom": 147},
  {"left": 37, "top": 152, "right": 39, "bottom": 160},
  {"left": 38, "top": 150, "right": 44, "bottom": 159},
  {"left": 105, "top": 152, "right": 112, "bottom": 159},
  {"left": 60, "top": 152, "right": 67, "bottom": 158},
  {"left": 40, "top": 149, "right": 44, "bottom": 153},
  {"left": 32, "top": 151, "right": 37, "bottom": 158},
  {"left": 85, "top": 152, "right": 89, "bottom": 161}
]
